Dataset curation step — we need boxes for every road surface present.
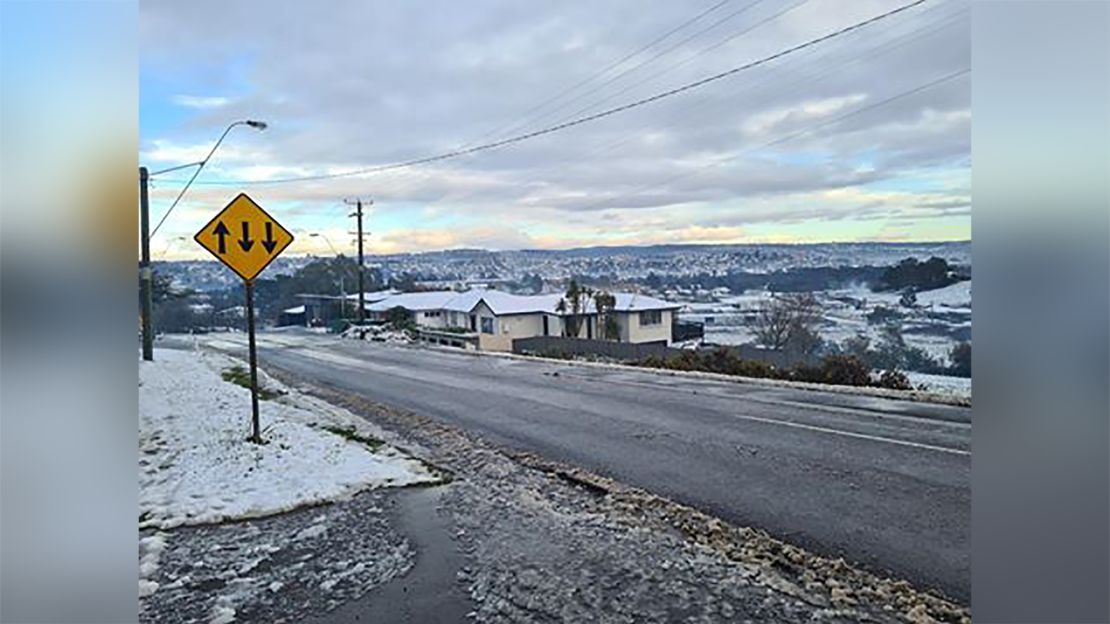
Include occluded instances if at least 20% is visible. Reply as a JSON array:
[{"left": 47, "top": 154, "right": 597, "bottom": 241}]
[{"left": 180, "top": 330, "right": 971, "bottom": 603}]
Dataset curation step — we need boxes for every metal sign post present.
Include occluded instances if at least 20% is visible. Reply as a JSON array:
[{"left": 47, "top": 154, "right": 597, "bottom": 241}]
[
  {"left": 195, "top": 193, "right": 294, "bottom": 443},
  {"left": 244, "top": 280, "right": 261, "bottom": 443}
]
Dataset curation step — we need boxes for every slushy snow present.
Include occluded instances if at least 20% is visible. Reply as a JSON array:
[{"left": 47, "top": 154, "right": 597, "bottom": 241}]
[{"left": 139, "top": 348, "right": 437, "bottom": 532}]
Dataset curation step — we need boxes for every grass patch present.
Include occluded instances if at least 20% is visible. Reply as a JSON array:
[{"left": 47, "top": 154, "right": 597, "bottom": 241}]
[
  {"left": 221, "top": 365, "right": 283, "bottom": 400},
  {"left": 321, "top": 424, "right": 385, "bottom": 452}
]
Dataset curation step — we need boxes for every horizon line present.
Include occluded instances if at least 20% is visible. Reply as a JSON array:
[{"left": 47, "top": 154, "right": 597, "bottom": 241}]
[{"left": 156, "top": 238, "right": 971, "bottom": 263}]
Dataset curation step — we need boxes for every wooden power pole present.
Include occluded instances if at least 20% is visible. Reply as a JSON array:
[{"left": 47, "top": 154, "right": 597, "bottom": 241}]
[{"left": 344, "top": 198, "right": 372, "bottom": 327}]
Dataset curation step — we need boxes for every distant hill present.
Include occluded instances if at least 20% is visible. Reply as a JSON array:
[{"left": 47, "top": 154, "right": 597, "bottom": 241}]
[{"left": 156, "top": 241, "right": 970, "bottom": 292}]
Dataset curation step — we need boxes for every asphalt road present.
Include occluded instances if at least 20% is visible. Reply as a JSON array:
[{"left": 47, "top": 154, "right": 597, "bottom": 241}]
[{"left": 183, "top": 330, "right": 971, "bottom": 603}]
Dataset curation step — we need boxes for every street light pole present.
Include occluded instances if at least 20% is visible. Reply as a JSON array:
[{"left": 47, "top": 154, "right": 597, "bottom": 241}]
[
  {"left": 139, "top": 119, "right": 267, "bottom": 360},
  {"left": 310, "top": 232, "right": 346, "bottom": 319},
  {"left": 140, "top": 166, "right": 153, "bottom": 361}
]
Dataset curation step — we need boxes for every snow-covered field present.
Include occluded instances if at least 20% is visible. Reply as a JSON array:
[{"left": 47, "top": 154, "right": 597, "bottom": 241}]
[
  {"left": 904, "top": 371, "right": 972, "bottom": 400},
  {"left": 138, "top": 348, "right": 439, "bottom": 600},
  {"left": 680, "top": 280, "right": 972, "bottom": 366}
]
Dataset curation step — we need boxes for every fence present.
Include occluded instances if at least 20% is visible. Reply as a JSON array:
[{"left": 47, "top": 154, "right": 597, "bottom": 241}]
[
  {"left": 673, "top": 319, "right": 705, "bottom": 342},
  {"left": 512, "top": 335, "right": 820, "bottom": 368},
  {"left": 416, "top": 328, "right": 479, "bottom": 350},
  {"left": 511, "top": 336, "right": 676, "bottom": 360}
]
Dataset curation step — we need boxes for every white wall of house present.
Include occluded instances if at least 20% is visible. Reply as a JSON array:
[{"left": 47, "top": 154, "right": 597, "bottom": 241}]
[
  {"left": 624, "top": 309, "right": 673, "bottom": 345},
  {"left": 445, "top": 310, "right": 470, "bottom": 330},
  {"left": 495, "top": 313, "right": 545, "bottom": 339},
  {"left": 472, "top": 301, "right": 498, "bottom": 337},
  {"left": 414, "top": 309, "right": 447, "bottom": 329}
]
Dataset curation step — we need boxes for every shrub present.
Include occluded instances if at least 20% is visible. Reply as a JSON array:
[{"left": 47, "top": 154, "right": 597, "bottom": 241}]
[
  {"left": 733, "top": 358, "right": 776, "bottom": 379},
  {"left": 786, "top": 364, "right": 824, "bottom": 384},
  {"left": 817, "top": 354, "right": 872, "bottom": 387},
  {"left": 636, "top": 354, "right": 667, "bottom": 369},
  {"left": 703, "top": 347, "right": 738, "bottom": 374},
  {"left": 866, "top": 306, "right": 902, "bottom": 325},
  {"left": 666, "top": 351, "right": 702, "bottom": 372},
  {"left": 540, "top": 348, "right": 572, "bottom": 360},
  {"left": 877, "top": 369, "right": 912, "bottom": 390},
  {"left": 948, "top": 341, "right": 971, "bottom": 377},
  {"left": 632, "top": 348, "right": 915, "bottom": 392}
]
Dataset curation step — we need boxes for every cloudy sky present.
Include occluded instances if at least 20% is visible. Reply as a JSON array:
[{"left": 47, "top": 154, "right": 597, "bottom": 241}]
[{"left": 140, "top": 0, "right": 969, "bottom": 259}]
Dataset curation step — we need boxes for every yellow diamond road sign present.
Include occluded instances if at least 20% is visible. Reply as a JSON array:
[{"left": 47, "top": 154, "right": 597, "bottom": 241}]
[{"left": 194, "top": 193, "right": 294, "bottom": 281}]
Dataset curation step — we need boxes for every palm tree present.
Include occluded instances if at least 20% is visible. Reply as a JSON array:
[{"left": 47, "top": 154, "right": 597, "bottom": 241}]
[
  {"left": 594, "top": 290, "right": 619, "bottom": 340},
  {"left": 559, "top": 279, "right": 592, "bottom": 337}
]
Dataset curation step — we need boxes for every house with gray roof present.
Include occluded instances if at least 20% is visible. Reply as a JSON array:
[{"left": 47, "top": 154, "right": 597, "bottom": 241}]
[{"left": 367, "top": 288, "right": 681, "bottom": 351}]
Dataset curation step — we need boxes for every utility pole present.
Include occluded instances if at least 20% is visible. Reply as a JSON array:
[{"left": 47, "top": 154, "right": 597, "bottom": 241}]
[
  {"left": 139, "top": 166, "right": 154, "bottom": 361},
  {"left": 344, "top": 197, "right": 373, "bottom": 327}
]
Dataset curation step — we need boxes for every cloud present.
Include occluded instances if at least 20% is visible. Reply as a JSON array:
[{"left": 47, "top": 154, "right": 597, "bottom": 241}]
[
  {"left": 141, "top": 0, "right": 970, "bottom": 255},
  {"left": 171, "top": 95, "right": 230, "bottom": 109}
]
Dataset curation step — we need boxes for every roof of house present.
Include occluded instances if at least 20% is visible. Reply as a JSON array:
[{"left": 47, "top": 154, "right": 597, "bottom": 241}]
[
  {"left": 365, "top": 290, "right": 459, "bottom": 312},
  {"left": 343, "top": 288, "right": 400, "bottom": 302},
  {"left": 370, "top": 288, "right": 679, "bottom": 316}
]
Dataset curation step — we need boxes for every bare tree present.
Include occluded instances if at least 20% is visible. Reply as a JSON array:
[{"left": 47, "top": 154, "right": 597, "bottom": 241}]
[{"left": 752, "top": 292, "right": 822, "bottom": 355}]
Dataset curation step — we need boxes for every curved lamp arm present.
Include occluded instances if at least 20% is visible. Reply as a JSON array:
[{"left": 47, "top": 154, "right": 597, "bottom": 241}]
[{"left": 149, "top": 119, "right": 266, "bottom": 237}]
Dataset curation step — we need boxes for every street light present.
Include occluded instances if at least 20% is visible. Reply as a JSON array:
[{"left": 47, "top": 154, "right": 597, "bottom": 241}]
[
  {"left": 158, "top": 235, "right": 188, "bottom": 260},
  {"left": 309, "top": 232, "right": 352, "bottom": 318},
  {"left": 309, "top": 232, "right": 340, "bottom": 256},
  {"left": 139, "top": 119, "right": 268, "bottom": 361}
]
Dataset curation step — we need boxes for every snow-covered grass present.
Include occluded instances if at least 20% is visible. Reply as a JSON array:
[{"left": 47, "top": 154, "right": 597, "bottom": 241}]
[
  {"left": 683, "top": 281, "right": 972, "bottom": 366},
  {"left": 904, "top": 371, "right": 972, "bottom": 400},
  {"left": 339, "top": 324, "right": 413, "bottom": 343},
  {"left": 139, "top": 348, "right": 438, "bottom": 533}
]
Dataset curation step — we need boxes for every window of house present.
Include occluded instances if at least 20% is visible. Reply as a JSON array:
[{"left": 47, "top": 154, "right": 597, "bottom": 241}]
[
  {"left": 639, "top": 310, "right": 662, "bottom": 326},
  {"left": 480, "top": 317, "right": 494, "bottom": 334}
]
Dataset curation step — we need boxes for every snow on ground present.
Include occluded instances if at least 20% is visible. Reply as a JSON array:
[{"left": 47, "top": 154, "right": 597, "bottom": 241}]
[
  {"left": 139, "top": 348, "right": 437, "bottom": 533},
  {"left": 339, "top": 324, "right": 413, "bottom": 343},
  {"left": 904, "top": 371, "right": 972, "bottom": 400},
  {"left": 683, "top": 281, "right": 972, "bottom": 366},
  {"left": 915, "top": 279, "right": 972, "bottom": 310}
]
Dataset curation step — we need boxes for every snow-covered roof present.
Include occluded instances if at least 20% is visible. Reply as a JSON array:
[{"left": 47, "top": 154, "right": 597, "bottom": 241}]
[
  {"left": 365, "top": 290, "right": 459, "bottom": 312},
  {"left": 344, "top": 288, "right": 400, "bottom": 303},
  {"left": 442, "top": 289, "right": 563, "bottom": 315},
  {"left": 369, "top": 288, "right": 680, "bottom": 316},
  {"left": 609, "top": 292, "right": 683, "bottom": 313},
  {"left": 282, "top": 305, "right": 306, "bottom": 314}
]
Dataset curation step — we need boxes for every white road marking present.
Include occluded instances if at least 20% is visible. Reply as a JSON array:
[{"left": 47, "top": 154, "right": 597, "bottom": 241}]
[{"left": 733, "top": 413, "right": 970, "bottom": 456}]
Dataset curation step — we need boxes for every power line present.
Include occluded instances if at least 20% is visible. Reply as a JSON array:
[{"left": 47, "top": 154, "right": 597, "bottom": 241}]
[
  {"left": 172, "top": 0, "right": 929, "bottom": 188},
  {"left": 485, "top": 0, "right": 765, "bottom": 143},
  {"left": 366, "top": 0, "right": 737, "bottom": 223},
  {"left": 545, "top": 0, "right": 810, "bottom": 129},
  {"left": 459, "top": 0, "right": 735, "bottom": 149},
  {"left": 570, "top": 67, "right": 970, "bottom": 213},
  {"left": 513, "top": 2, "right": 968, "bottom": 201}
]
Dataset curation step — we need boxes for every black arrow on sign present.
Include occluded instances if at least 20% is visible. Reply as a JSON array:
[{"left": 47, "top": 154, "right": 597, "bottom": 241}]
[
  {"left": 261, "top": 222, "right": 278, "bottom": 253},
  {"left": 238, "top": 222, "right": 254, "bottom": 252},
  {"left": 212, "top": 221, "right": 230, "bottom": 254}
]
